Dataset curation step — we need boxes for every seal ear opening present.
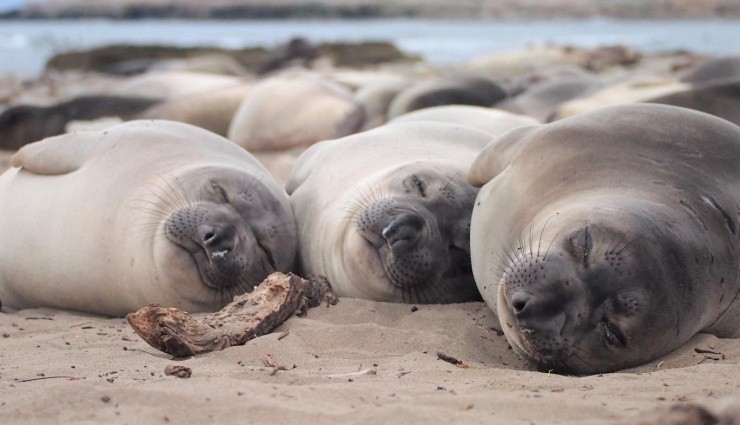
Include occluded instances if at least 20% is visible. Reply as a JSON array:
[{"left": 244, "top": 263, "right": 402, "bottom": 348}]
[
  {"left": 10, "top": 132, "right": 90, "bottom": 176},
  {"left": 467, "top": 125, "right": 534, "bottom": 187}
]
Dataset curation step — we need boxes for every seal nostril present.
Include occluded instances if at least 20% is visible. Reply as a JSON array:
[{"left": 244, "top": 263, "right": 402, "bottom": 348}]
[
  {"left": 511, "top": 292, "right": 530, "bottom": 315},
  {"left": 513, "top": 299, "right": 527, "bottom": 313},
  {"left": 203, "top": 231, "right": 216, "bottom": 243},
  {"left": 381, "top": 213, "right": 423, "bottom": 251}
]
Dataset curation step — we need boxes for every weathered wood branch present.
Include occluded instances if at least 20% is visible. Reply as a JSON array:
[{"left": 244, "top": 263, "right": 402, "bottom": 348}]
[{"left": 126, "top": 272, "right": 336, "bottom": 358}]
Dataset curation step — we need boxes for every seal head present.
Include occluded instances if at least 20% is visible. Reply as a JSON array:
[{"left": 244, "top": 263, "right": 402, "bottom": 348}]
[{"left": 346, "top": 162, "right": 479, "bottom": 303}]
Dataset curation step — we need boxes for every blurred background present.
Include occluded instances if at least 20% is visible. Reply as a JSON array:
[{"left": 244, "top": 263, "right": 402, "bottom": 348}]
[{"left": 1, "top": 0, "right": 739, "bottom": 76}]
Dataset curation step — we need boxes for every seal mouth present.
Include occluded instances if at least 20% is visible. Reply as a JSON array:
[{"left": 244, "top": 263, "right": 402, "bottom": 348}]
[{"left": 497, "top": 280, "right": 576, "bottom": 373}]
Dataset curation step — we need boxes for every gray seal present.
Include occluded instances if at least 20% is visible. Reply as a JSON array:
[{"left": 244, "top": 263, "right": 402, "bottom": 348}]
[
  {"left": 0, "top": 95, "right": 161, "bottom": 150},
  {"left": 469, "top": 104, "right": 740, "bottom": 374}
]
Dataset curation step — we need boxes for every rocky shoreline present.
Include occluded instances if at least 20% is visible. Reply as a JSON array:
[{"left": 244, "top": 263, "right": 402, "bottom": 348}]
[{"left": 3, "top": 0, "right": 740, "bottom": 20}]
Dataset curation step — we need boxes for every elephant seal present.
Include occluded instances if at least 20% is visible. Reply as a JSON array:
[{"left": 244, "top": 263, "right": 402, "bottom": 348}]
[
  {"left": 679, "top": 56, "right": 740, "bottom": 84},
  {"left": 646, "top": 78, "right": 740, "bottom": 126},
  {"left": 389, "top": 105, "right": 538, "bottom": 135},
  {"left": 496, "top": 76, "right": 601, "bottom": 122},
  {"left": 228, "top": 70, "right": 364, "bottom": 152},
  {"left": 0, "top": 120, "right": 297, "bottom": 316},
  {"left": 111, "top": 71, "right": 243, "bottom": 99},
  {"left": 136, "top": 82, "right": 256, "bottom": 136},
  {"left": 0, "top": 95, "right": 161, "bottom": 150},
  {"left": 552, "top": 76, "right": 688, "bottom": 121},
  {"left": 386, "top": 75, "right": 507, "bottom": 119},
  {"left": 286, "top": 121, "right": 494, "bottom": 303},
  {"left": 354, "top": 78, "right": 409, "bottom": 130},
  {"left": 469, "top": 104, "right": 739, "bottom": 374}
]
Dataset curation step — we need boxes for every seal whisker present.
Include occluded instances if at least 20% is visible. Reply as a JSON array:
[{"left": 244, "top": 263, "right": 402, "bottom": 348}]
[
  {"left": 536, "top": 214, "right": 556, "bottom": 260},
  {"left": 615, "top": 235, "right": 646, "bottom": 256},
  {"left": 438, "top": 170, "right": 462, "bottom": 194},
  {"left": 542, "top": 226, "right": 566, "bottom": 261}
]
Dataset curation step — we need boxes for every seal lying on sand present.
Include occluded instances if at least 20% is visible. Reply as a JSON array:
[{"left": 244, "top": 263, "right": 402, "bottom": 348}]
[
  {"left": 0, "top": 95, "right": 160, "bottom": 150},
  {"left": 228, "top": 71, "right": 364, "bottom": 152},
  {"left": 386, "top": 75, "right": 507, "bottom": 119},
  {"left": 389, "top": 105, "right": 538, "bottom": 135},
  {"left": 679, "top": 56, "right": 740, "bottom": 84},
  {"left": 468, "top": 104, "right": 740, "bottom": 374},
  {"left": 0, "top": 121, "right": 297, "bottom": 316},
  {"left": 496, "top": 76, "right": 600, "bottom": 122},
  {"left": 645, "top": 78, "right": 740, "bottom": 126},
  {"left": 286, "top": 121, "right": 494, "bottom": 303},
  {"left": 136, "top": 82, "right": 256, "bottom": 136}
]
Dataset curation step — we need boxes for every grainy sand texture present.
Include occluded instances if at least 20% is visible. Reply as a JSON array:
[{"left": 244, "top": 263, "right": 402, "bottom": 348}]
[{"left": 1, "top": 299, "right": 738, "bottom": 424}]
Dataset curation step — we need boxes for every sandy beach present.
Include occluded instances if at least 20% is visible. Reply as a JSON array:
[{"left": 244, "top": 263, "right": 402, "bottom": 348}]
[
  {"left": 2, "top": 298, "right": 738, "bottom": 424},
  {"left": 0, "top": 8, "right": 739, "bottom": 424}
]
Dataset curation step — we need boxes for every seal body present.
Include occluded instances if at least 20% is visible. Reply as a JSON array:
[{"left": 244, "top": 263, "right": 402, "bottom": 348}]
[
  {"left": 389, "top": 105, "right": 538, "bottom": 135},
  {"left": 680, "top": 56, "right": 740, "bottom": 84},
  {"left": 0, "top": 95, "right": 161, "bottom": 150},
  {"left": 137, "top": 82, "right": 256, "bottom": 136},
  {"left": 0, "top": 120, "right": 297, "bottom": 316},
  {"left": 227, "top": 70, "right": 364, "bottom": 152},
  {"left": 386, "top": 75, "right": 507, "bottom": 119},
  {"left": 287, "top": 122, "right": 494, "bottom": 303},
  {"left": 469, "top": 104, "right": 740, "bottom": 374},
  {"left": 496, "top": 76, "right": 600, "bottom": 122},
  {"left": 646, "top": 78, "right": 740, "bottom": 126}
]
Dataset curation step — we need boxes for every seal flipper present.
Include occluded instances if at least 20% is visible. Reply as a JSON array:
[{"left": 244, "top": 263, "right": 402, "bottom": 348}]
[
  {"left": 10, "top": 132, "right": 94, "bottom": 175},
  {"left": 467, "top": 125, "right": 536, "bottom": 187}
]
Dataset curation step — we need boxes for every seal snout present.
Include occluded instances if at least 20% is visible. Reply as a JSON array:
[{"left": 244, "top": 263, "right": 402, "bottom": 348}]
[
  {"left": 510, "top": 292, "right": 532, "bottom": 316},
  {"left": 381, "top": 213, "right": 424, "bottom": 253},
  {"left": 197, "top": 223, "right": 236, "bottom": 259},
  {"left": 502, "top": 249, "right": 588, "bottom": 364}
]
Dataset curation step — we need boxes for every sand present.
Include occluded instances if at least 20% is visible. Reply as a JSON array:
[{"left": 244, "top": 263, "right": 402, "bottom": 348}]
[{"left": 1, "top": 298, "right": 738, "bottom": 424}]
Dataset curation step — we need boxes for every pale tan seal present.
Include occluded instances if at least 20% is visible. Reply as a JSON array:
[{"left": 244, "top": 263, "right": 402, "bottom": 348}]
[
  {"left": 286, "top": 121, "right": 495, "bottom": 303},
  {"left": 0, "top": 120, "right": 297, "bottom": 316},
  {"left": 469, "top": 104, "right": 740, "bottom": 374},
  {"left": 111, "top": 71, "right": 244, "bottom": 99},
  {"left": 136, "top": 82, "right": 256, "bottom": 136},
  {"left": 227, "top": 70, "right": 364, "bottom": 152},
  {"left": 552, "top": 76, "right": 688, "bottom": 120},
  {"left": 389, "top": 105, "right": 538, "bottom": 135}
]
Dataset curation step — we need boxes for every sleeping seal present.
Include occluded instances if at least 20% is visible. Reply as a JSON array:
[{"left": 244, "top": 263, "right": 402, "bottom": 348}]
[
  {"left": 287, "top": 122, "right": 494, "bottom": 303},
  {"left": 0, "top": 120, "right": 297, "bottom": 316},
  {"left": 469, "top": 104, "right": 740, "bottom": 374}
]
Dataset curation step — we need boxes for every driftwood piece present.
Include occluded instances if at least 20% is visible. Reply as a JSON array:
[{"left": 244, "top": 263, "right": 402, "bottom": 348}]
[{"left": 126, "top": 272, "right": 336, "bottom": 358}]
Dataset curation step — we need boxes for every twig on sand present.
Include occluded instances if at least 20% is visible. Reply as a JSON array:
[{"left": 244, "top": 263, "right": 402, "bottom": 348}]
[
  {"left": 326, "top": 369, "right": 377, "bottom": 378},
  {"left": 17, "top": 375, "right": 82, "bottom": 383},
  {"left": 437, "top": 351, "right": 470, "bottom": 369},
  {"left": 262, "top": 353, "right": 292, "bottom": 376},
  {"left": 126, "top": 273, "right": 336, "bottom": 358}
]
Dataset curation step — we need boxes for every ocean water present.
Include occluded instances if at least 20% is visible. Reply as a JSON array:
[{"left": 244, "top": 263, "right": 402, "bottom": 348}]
[{"left": 0, "top": 18, "right": 738, "bottom": 76}]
